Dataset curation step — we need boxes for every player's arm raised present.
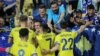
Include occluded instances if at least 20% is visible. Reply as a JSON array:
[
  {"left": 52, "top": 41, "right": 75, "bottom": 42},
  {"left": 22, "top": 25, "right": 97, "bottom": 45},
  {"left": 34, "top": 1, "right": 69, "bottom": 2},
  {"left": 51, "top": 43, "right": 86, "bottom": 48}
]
[{"left": 77, "top": 21, "right": 93, "bottom": 34}]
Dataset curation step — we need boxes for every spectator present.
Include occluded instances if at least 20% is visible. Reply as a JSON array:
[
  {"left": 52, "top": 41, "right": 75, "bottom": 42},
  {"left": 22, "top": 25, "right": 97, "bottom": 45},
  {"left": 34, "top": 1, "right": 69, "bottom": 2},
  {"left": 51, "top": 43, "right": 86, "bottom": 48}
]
[
  {"left": 67, "top": 13, "right": 75, "bottom": 29},
  {"left": 34, "top": 4, "right": 47, "bottom": 25},
  {"left": 55, "top": 13, "right": 75, "bottom": 33},
  {"left": 41, "top": 0, "right": 51, "bottom": 8},
  {"left": 0, "top": 17, "right": 10, "bottom": 56},
  {"left": 84, "top": 4, "right": 99, "bottom": 25},
  {"left": 0, "top": 0, "right": 6, "bottom": 18},
  {"left": 74, "top": 10, "right": 82, "bottom": 19},
  {"left": 0, "top": 0, "right": 16, "bottom": 26},
  {"left": 57, "top": 0, "right": 67, "bottom": 10},
  {"left": 65, "top": 3, "right": 74, "bottom": 20},
  {"left": 47, "top": 1, "right": 65, "bottom": 31},
  {"left": 0, "top": 17, "right": 5, "bottom": 28},
  {"left": 32, "top": 0, "right": 42, "bottom": 9},
  {"left": 74, "top": 16, "right": 84, "bottom": 26},
  {"left": 67, "top": 3, "right": 74, "bottom": 14},
  {"left": 0, "top": 0, "right": 16, "bottom": 17},
  {"left": 0, "top": 17, "right": 10, "bottom": 31},
  {"left": 68, "top": 0, "right": 78, "bottom": 10},
  {"left": 4, "top": 0, "right": 16, "bottom": 16}
]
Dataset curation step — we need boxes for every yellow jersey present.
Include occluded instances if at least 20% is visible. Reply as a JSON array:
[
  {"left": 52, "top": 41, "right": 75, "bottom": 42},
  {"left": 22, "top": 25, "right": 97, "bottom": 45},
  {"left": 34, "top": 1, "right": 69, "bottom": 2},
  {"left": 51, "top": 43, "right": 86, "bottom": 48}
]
[
  {"left": 10, "top": 41, "right": 36, "bottom": 56},
  {"left": 55, "top": 31, "right": 78, "bottom": 56},
  {"left": 37, "top": 32, "right": 55, "bottom": 56},
  {"left": 36, "top": 46, "right": 42, "bottom": 56},
  {"left": 23, "top": 0, "right": 33, "bottom": 16},
  {"left": 9, "top": 27, "right": 35, "bottom": 44}
]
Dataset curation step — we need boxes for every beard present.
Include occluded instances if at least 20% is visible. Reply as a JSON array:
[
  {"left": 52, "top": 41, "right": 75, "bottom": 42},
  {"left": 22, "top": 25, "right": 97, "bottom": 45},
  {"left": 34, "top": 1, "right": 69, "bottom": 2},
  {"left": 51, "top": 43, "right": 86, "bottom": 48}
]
[
  {"left": 53, "top": 9, "right": 59, "bottom": 14},
  {"left": 76, "top": 22, "right": 83, "bottom": 26}
]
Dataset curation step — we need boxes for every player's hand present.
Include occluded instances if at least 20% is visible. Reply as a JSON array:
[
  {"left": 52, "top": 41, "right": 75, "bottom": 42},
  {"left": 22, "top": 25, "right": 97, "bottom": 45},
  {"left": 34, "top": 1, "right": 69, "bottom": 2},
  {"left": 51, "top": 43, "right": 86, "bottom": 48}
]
[
  {"left": 41, "top": 49, "right": 47, "bottom": 55},
  {"left": 41, "top": 49, "right": 50, "bottom": 55}
]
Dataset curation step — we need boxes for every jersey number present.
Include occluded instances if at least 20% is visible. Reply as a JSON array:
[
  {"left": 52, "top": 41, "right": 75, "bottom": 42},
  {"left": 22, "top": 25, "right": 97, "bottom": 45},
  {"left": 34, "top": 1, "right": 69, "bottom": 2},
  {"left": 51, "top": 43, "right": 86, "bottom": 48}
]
[
  {"left": 46, "top": 38, "right": 52, "bottom": 49},
  {"left": 18, "top": 49, "right": 25, "bottom": 56},
  {"left": 61, "top": 38, "right": 73, "bottom": 50}
]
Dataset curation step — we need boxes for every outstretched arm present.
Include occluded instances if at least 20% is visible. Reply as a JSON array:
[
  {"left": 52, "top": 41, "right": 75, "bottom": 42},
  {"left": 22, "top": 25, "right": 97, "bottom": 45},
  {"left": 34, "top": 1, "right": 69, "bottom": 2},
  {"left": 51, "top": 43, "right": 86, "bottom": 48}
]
[
  {"left": 77, "top": 21, "right": 93, "bottom": 34},
  {"left": 4, "top": 2, "right": 16, "bottom": 11}
]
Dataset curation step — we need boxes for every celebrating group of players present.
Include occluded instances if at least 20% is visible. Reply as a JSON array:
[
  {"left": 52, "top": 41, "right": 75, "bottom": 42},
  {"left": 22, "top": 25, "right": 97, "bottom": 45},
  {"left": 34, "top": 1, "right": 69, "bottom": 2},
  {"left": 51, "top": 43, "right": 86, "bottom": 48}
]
[
  {"left": 7, "top": 15, "right": 91, "bottom": 56},
  {"left": 0, "top": 14, "right": 95, "bottom": 56}
]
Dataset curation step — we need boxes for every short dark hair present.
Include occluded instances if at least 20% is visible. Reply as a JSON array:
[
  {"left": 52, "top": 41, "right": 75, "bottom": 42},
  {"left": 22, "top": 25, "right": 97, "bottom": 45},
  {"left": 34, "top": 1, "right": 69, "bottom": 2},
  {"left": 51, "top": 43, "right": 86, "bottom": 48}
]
[
  {"left": 87, "top": 4, "right": 95, "bottom": 10},
  {"left": 74, "top": 16, "right": 80, "bottom": 21},
  {"left": 39, "top": 4, "right": 46, "bottom": 9},
  {"left": 74, "top": 16, "right": 80, "bottom": 19},
  {"left": 42, "top": 24, "right": 51, "bottom": 32},
  {"left": 19, "top": 28, "right": 29, "bottom": 38},
  {"left": 50, "top": 1, "right": 58, "bottom": 6},
  {"left": 19, "top": 15, "right": 28, "bottom": 22},
  {"left": 34, "top": 20, "right": 42, "bottom": 27},
  {"left": 68, "top": 1, "right": 74, "bottom": 10},
  {"left": 75, "top": 9, "right": 82, "bottom": 14}
]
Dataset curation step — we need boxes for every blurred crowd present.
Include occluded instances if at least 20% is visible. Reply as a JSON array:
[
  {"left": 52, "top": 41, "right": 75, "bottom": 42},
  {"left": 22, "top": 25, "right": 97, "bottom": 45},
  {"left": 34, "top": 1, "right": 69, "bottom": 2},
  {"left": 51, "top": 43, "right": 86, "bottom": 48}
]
[{"left": 0, "top": 0, "right": 100, "bottom": 29}]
